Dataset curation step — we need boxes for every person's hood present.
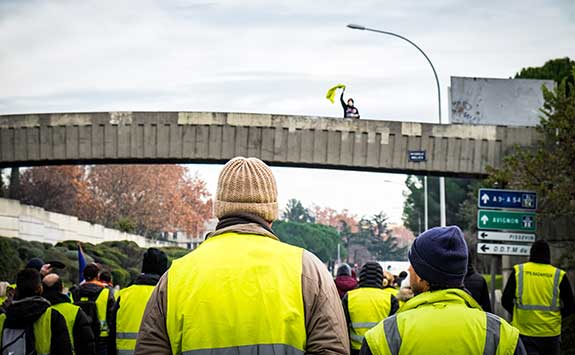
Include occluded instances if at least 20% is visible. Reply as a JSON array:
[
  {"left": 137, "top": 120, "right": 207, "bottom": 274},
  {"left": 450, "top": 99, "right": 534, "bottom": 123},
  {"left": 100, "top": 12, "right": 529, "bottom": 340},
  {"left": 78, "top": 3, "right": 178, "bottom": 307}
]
[
  {"left": 5, "top": 296, "right": 50, "bottom": 328},
  {"left": 134, "top": 273, "right": 161, "bottom": 286},
  {"left": 466, "top": 262, "right": 476, "bottom": 276},
  {"left": 42, "top": 290, "right": 71, "bottom": 305},
  {"left": 335, "top": 275, "right": 357, "bottom": 290},
  {"left": 78, "top": 281, "right": 104, "bottom": 297}
]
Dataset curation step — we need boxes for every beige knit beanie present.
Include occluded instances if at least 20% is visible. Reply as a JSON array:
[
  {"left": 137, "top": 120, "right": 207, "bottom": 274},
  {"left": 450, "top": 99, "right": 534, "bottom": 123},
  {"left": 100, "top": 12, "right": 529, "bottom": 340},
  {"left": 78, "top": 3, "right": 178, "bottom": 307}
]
[{"left": 214, "top": 157, "right": 278, "bottom": 222}]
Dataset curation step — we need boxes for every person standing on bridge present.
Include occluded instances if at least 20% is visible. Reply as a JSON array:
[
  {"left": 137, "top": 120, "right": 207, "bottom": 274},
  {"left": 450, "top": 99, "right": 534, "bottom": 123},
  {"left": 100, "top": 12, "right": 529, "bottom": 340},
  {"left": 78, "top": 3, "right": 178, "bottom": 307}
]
[
  {"left": 502, "top": 239, "right": 574, "bottom": 355},
  {"left": 341, "top": 88, "right": 360, "bottom": 119},
  {"left": 135, "top": 157, "right": 349, "bottom": 355},
  {"left": 360, "top": 226, "right": 526, "bottom": 355}
]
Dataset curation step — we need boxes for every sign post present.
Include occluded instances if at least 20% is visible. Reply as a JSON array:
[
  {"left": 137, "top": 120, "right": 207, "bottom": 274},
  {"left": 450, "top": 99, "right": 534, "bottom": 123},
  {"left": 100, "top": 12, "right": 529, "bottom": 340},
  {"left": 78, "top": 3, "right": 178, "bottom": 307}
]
[{"left": 476, "top": 188, "right": 537, "bottom": 310}]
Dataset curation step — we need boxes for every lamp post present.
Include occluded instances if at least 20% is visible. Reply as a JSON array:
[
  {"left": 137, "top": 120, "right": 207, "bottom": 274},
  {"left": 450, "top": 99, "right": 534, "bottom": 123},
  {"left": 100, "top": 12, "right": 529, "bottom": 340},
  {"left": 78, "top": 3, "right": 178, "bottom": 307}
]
[{"left": 347, "top": 24, "right": 447, "bottom": 227}]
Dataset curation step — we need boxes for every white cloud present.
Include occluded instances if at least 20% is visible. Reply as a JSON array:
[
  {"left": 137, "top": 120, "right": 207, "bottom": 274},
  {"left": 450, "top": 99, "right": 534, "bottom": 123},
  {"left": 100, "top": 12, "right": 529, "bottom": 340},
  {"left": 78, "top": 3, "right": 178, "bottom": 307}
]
[{"left": 1, "top": 0, "right": 574, "bottom": 224}]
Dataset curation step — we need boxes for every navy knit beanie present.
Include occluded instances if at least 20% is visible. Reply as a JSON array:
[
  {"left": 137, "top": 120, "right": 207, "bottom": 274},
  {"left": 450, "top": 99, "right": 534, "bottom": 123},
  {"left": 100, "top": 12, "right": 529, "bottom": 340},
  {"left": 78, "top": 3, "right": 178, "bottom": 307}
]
[{"left": 408, "top": 226, "right": 468, "bottom": 288}]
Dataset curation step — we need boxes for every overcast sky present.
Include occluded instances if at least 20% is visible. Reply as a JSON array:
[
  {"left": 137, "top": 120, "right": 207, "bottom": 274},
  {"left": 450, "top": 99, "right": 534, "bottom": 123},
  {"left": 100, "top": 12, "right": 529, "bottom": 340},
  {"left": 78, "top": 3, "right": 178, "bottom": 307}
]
[{"left": 1, "top": 0, "right": 573, "bottom": 224}]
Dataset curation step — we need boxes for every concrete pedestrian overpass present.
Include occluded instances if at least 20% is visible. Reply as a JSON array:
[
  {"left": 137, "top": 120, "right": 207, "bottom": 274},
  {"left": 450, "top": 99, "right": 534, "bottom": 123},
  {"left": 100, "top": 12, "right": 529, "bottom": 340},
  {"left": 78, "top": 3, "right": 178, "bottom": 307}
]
[{"left": 0, "top": 112, "right": 538, "bottom": 177}]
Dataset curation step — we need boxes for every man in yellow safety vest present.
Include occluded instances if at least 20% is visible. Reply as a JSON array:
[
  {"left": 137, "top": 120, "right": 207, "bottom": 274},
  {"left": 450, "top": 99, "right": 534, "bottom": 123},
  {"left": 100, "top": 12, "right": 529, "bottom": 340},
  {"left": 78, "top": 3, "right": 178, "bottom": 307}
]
[
  {"left": 113, "top": 248, "right": 168, "bottom": 354},
  {"left": 136, "top": 157, "right": 349, "bottom": 354},
  {"left": 502, "top": 239, "right": 574, "bottom": 355},
  {"left": 73, "top": 263, "right": 116, "bottom": 355},
  {"left": 42, "top": 273, "right": 96, "bottom": 355},
  {"left": 343, "top": 262, "right": 398, "bottom": 354},
  {"left": 361, "top": 226, "right": 526, "bottom": 355},
  {"left": 0, "top": 268, "right": 72, "bottom": 354}
]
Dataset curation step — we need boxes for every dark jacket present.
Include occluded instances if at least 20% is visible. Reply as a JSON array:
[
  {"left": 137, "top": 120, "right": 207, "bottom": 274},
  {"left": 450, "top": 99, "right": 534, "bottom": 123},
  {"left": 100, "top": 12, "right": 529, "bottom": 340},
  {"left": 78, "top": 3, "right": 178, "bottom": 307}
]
[
  {"left": 340, "top": 92, "right": 360, "bottom": 119},
  {"left": 464, "top": 264, "right": 492, "bottom": 312},
  {"left": 74, "top": 282, "right": 116, "bottom": 353},
  {"left": 335, "top": 275, "right": 358, "bottom": 298},
  {"left": 2, "top": 296, "right": 72, "bottom": 354},
  {"left": 43, "top": 291, "right": 96, "bottom": 355}
]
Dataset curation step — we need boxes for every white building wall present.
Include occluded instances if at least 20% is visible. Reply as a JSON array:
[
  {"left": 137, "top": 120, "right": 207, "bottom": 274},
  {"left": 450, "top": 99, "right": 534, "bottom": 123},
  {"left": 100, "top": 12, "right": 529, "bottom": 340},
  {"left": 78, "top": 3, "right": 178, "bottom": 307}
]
[{"left": 0, "top": 198, "right": 173, "bottom": 247}]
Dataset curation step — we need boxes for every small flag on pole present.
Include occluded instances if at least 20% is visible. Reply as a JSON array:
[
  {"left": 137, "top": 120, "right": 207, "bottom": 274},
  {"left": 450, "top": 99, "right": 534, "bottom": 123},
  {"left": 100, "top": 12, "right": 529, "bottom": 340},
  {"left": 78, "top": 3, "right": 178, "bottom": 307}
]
[
  {"left": 78, "top": 243, "right": 86, "bottom": 284},
  {"left": 325, "top": 84, "right": 346, "bottom": 103}
]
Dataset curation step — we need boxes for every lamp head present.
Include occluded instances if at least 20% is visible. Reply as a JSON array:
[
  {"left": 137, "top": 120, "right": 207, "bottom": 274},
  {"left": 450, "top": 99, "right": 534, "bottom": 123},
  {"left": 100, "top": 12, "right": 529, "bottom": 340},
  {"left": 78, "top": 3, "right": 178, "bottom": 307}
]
[{"left": 347, "top": 24, "right": 366, "bottom": 30}]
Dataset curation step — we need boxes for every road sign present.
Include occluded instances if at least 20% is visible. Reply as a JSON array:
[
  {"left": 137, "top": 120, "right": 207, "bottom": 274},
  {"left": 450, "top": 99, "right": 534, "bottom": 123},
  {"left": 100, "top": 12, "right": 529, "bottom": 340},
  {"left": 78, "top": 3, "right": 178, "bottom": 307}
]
[
  {"left": 478, "top": 188, "right": 537, "bottom": 210},
  {"left": 477, "top": 210, "right": 536, "bottom": 232},
  {"left": 408, "top": 150, "right": 426, "bottom": 162},
  {"left": 478, "top": 230, "right": 536, "bottom": 243},
  {"left": 477, "top": 243, "right": 531, "bottom": 256}
]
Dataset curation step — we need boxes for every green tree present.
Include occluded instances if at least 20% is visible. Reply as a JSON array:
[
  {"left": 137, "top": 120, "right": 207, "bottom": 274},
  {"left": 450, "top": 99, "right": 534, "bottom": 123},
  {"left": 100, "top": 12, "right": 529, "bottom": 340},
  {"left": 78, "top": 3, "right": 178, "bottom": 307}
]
[
  {"left": 402, "top": 176, "right": 476, "bottom": 233},
  {"left": 273, "top": 220, "right": 341, "bottom": 262},
  {"left": 282, "top": 199, "right": 314, "bottom": 223},
  {"left": 515, "top": 57, "right": 574, "bottom": 84}
]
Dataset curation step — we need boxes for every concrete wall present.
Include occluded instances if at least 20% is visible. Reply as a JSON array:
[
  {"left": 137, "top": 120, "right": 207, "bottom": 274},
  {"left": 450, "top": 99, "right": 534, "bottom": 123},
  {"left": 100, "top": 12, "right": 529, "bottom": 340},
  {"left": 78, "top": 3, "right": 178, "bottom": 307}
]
[
  {"left": 0, "top": 111, "right": 539, "bottom": 178},
  {"left": 0, "top": 198, "right": 173, "bottom": 247}
]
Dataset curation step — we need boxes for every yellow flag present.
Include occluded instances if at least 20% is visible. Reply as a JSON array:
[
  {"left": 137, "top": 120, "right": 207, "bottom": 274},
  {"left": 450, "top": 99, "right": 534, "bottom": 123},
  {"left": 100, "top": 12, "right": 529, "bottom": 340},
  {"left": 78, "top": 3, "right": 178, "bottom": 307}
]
[{"left": 325, "top": 84, "right": 346, "bottom": 103}]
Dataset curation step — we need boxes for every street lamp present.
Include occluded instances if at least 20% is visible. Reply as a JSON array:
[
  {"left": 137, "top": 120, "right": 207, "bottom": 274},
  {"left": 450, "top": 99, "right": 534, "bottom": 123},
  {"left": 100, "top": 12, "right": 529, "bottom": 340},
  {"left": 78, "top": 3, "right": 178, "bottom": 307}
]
[{"left": 347, "top": 24, "right": 447, "bottom": 227}]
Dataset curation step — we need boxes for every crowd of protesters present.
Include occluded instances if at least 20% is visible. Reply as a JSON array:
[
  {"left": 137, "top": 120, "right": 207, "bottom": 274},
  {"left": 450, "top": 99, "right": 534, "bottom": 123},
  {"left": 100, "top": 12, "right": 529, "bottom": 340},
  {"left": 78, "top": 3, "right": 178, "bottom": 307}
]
[{"left": 1, "top": 156, "right": 573, "bottom": 355}]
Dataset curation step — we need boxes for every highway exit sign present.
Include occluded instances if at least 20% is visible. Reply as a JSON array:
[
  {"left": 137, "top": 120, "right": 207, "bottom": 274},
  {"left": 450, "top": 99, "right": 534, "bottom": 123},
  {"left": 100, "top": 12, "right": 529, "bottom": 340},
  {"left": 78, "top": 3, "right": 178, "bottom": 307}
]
[
  {"left": 478, "top": 188, "right": 537, "bottom": 210},
  {"left": 477, "top": 210, "right": 536, "bottom": 232}
]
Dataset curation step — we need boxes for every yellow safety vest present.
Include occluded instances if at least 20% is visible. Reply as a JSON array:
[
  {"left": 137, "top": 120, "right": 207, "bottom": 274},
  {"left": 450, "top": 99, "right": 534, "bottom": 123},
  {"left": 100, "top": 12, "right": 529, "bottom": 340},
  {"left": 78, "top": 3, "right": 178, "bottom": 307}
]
[
  {"left": 365, "top": 289, "right": 519, "bottom": 355},
  {"left": 166, "top": 232, "right": 307, "bottom": 355},
  {"left": 381, "top": 287, "right": 398, "bottom": 299},
  {"left": 348, "top": 287, "right": 393, "bottom": 350},
  {"left": 52, "top": 302, "right": 80, "bottom": 354},
  {"left": 0, "top": 308, "right": 52, "bottom": 355},
  {"left": 116, "top": 284, "right": 156, "bottom": 354},
  {"left": 513, "top": 262, "right": 565, "bottom": 336}
]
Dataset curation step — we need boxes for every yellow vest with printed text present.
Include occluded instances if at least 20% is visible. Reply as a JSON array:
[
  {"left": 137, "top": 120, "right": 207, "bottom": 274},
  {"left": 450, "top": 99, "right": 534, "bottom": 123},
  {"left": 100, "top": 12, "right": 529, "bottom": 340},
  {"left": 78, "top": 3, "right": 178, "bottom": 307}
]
[
  {"left": 116, "top": 284, "right": 156, "bottom": 353},
  {"left": 348, "top": 287, "right": 393, "bottom": 350},
  {"left": 513, "top": 262, "right": 565, "bottom": 336},
  {"left": 0, "top": 307, "right": 52, "bottom": 355},
  {"left": 365, "top": 289, "right": 519, "bottom": 355},
  {"left": 166, "top": 232, "right": 307, "bottom": 355}
]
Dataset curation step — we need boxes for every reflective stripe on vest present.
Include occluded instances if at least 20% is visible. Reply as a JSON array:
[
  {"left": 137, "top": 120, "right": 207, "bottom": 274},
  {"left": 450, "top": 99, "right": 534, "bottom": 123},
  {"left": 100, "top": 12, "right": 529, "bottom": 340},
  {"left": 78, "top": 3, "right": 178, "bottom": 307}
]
[
  {"left": 181, "top": 344, "right": 304, "bottom": 355},
  {"left": 348, "top": 288, "right": 392, "bottom": 350},
  {"left": 96, "top": 287, "right": 110, "bottom": 337},
  {"left": 0, "top": 308, "right": 52, "bottom": 355},
  {"left": 364, "top": 289, "right": 519, "bottom": 355},
  {"left": 116, "top": 284, "right": 156, "bottom": 352},
  {"left": 52, "top": 302, "right": 80, "bottom": 354},
  {"left": 513, "top": 262, "right": 565, "bottom": 336},
  {"left": 166, "top": 232, "right": 306, "bottom": 355}
]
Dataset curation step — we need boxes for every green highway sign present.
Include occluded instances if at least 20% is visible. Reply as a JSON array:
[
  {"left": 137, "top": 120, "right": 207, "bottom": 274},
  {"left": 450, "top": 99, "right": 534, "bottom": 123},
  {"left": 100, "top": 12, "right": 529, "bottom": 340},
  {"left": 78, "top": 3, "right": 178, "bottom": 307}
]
[{"left": 477, "top": 210, "right": 537, "bottom": 232}]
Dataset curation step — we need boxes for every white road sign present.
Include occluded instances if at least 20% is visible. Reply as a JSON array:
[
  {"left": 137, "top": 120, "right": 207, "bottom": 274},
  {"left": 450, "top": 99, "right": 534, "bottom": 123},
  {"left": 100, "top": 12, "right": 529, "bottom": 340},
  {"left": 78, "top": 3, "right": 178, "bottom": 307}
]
[
  {"left": 478, "top": 230, "right": 536, "bottom": 243},
  {"left": 477, "top": 243, "right": 531, "bottom": 256}
]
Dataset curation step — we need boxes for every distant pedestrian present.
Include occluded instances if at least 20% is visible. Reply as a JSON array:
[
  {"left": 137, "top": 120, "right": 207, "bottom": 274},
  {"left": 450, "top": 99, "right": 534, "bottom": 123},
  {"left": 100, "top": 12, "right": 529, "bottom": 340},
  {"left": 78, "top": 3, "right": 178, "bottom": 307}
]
[
  {"left": 361, "top": 226, "right": 525, "bottom": 355},
  {"left": 43, "top": 273, "right": 96, "bottom": 355},
  {"left": 335, "top": 263, "right": 358, "bottom": 298},
  {"left": 343, "top": 262, "right": 398, "bottom": 355},
  {"left": 464, "top": 251, "right": 492, "bottom": 312},
  {"left": 114, "top": 248, "right": 168, "bottom": 355},
  {"left": 136, "top": 157, "right": 349, "bottom": 354},
  {"left": 0, "top": 268, "right": 72, "bottom": 354},
  {"left": 502, "top": 239, "right": 574, "bottom": 355},
  {"left": 341, "top": 88, "right": 360, "bottom": 119}
]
